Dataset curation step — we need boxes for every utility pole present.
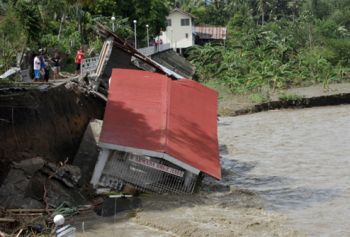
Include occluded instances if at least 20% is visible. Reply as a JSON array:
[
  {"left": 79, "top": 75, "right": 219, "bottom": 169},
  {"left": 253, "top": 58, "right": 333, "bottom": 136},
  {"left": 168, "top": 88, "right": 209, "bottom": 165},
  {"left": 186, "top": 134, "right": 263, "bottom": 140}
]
[
  {"left": 146, "top": 24, "right": 149, "bottom": 47},
  {"left": 111, "top": 15, "right": 116, "bottom": 32},
  {"left": 133, "top": 20, "right": 137, "bottom": 49}
]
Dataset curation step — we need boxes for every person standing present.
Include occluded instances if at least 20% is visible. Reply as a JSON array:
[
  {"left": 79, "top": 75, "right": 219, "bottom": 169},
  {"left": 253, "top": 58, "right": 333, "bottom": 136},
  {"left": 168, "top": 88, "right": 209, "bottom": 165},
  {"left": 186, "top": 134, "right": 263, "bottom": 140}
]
[
  {"left": 75, "top": 47, "right": 84, "bottom": 75},
  {"left": 51, "top": 52, "right": 61, "bottom": 80},
  {"left": 33, "top": 53, "right": 41, "bottom": 82},
  {"left": 39, "top": 50, "right": 49, "bottom": 82}
]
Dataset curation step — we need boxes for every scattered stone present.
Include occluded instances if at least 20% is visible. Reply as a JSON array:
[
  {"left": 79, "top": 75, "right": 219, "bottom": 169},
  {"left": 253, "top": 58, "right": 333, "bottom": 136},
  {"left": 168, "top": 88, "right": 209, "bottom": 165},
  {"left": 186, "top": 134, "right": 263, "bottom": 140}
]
[
  {"left": 0, "top": 157, "right": 86, "bottom": 209},
  {"left": 13, "top": 157, "right": 45, "bottom": 176}
]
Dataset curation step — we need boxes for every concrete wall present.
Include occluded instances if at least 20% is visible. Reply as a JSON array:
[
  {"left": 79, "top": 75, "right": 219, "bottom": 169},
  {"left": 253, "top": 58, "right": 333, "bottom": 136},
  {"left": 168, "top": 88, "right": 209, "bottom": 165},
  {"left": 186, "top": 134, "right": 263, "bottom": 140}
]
[{"left": 160, "top": 11, "right": 194, "bottom": 49}]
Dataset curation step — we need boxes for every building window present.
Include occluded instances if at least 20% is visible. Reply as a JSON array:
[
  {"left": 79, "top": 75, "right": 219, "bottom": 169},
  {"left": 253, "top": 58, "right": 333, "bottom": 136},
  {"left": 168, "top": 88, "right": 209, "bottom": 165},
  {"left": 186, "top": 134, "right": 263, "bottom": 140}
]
[
  {"left": 181, "top": 18, "right": 190, "bottom": 26},
  {"left": 185, "top": 33, "right": 188, "bottom": 38},
  {"left": 166, "top": 19, "right": 171, "bottom": 27}
]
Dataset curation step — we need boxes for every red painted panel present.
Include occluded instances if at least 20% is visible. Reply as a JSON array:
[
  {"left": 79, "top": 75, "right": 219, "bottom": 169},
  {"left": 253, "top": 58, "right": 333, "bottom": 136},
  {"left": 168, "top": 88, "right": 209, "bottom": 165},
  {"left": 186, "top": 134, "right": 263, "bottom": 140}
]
[
  {"left": 166, "top": 79, "right": 220, "bottom": 179},
  {"left": 99, "top": 69, "right": 221, "bottom": 179},
  {"left": 100, "top": 69, "right": 168, "bottom": 152}
]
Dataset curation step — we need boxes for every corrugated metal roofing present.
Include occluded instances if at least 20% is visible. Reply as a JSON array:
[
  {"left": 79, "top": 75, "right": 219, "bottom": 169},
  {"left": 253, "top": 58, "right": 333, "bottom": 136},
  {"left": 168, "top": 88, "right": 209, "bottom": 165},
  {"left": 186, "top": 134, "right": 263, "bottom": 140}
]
[
  {"left": 194, "top": 26, "right": 227, "bottom": 40},
  {"left": 99, "top": 69, "right": 221, "bottom": 179}
]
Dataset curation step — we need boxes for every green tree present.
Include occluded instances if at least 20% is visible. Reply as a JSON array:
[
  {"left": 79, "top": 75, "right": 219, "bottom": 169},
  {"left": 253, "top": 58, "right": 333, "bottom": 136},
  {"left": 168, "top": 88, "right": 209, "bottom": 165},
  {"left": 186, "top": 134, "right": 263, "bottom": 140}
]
[{"left": 15, "top": 0, "right": 43, "bottom": 45}]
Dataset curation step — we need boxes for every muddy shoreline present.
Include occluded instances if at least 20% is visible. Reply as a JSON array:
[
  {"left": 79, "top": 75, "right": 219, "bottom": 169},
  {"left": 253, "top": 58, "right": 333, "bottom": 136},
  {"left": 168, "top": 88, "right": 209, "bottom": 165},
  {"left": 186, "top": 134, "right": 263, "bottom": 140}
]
[
  {"left": 231, "top": 92, "right": 350, "bottom": 116},
  {"left": 218, "top": 82, "right": 350, "bottom": 116}
]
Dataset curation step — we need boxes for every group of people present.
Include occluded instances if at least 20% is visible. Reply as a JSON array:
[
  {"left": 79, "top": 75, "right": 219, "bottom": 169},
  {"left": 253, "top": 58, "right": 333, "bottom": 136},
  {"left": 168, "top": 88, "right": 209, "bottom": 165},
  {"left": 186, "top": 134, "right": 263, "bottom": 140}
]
[
  {"left": 33, "top": 50, "right": 61, "bottom": 82},
  {"left": 32, "top": 47, "right": 85, "bottom": 82}
]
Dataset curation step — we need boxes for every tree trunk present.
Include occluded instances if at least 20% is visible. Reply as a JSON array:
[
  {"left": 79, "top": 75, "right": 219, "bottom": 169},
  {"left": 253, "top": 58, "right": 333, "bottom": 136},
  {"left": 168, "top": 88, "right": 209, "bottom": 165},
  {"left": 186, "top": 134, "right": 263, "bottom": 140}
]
[{"left": 58, "top": 12, "right": 65, "bottom": 40}]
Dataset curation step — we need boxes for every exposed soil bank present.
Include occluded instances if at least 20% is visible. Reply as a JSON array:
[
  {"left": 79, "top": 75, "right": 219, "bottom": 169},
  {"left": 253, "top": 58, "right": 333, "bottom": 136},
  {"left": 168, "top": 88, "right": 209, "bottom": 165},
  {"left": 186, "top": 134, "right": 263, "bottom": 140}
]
[
  {"left": 0, "top": 82, "right": 105, "bottom": 163},
  {"left": 232, "top": 92, "right": 350, "bottom": 116},
  {"left": 218, "top": 82, "right": 350, "bottom": 116}
]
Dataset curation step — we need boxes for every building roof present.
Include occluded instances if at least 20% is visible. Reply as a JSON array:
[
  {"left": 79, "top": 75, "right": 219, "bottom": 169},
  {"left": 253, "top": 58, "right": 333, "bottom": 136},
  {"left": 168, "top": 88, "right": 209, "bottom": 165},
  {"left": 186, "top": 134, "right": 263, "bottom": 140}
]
[
  {"left": 96, "top": 22, "right": 183, "bottom": 80},
  {"left": 194, "top": 26, "right": 227, "bottom": 40},
  {"left": 99, "top": 69, "right": 221, "bottom": 180},
  {"left": 170, "top": 8, "right": 195, "bottom": 19}
]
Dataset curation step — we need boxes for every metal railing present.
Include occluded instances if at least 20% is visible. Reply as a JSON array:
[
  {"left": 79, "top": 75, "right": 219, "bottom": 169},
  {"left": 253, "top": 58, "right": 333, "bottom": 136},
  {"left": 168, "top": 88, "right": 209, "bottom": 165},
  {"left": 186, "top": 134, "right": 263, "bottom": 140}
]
[
  {"left": 137, "top": 43, "right": 171, "bottom": 56},
  {"left": 81, "top": 43, "right": 171, "bottom": 76},
  {"left": 100, "top": 151, "right": 198, "bottom": 194}
]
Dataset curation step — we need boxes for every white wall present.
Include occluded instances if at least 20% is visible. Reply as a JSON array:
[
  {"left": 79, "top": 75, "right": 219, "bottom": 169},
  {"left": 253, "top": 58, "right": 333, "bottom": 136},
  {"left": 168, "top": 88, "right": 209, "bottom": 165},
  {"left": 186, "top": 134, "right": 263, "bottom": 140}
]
[{"left": 160, "top": 11, "right": 194, "bottom": 49}]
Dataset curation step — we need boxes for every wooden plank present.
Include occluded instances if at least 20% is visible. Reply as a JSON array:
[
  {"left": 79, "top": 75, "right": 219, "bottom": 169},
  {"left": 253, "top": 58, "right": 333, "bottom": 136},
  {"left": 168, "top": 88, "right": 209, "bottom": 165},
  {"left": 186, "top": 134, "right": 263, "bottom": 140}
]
[
  {"left": 11, "top": 213, "right": 43, "bottom": 216},
  {"left": 0, "top": 218, "right": 16, "bottom": 222}
]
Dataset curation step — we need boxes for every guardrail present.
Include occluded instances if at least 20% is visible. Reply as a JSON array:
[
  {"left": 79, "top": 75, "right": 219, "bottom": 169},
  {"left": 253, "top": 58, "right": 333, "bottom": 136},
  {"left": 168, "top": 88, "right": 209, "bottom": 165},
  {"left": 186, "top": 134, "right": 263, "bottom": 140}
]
[
  {"left": 137, "top": 43, "right": 171, "bottom": 56},
  {"left": 81, "top": 43, "right": 171, "bottom": 76}
]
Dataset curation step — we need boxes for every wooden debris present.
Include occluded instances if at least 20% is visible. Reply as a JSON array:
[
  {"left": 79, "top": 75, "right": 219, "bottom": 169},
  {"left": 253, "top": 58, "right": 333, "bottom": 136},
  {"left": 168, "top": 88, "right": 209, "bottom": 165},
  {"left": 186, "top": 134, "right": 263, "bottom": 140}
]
[
  {"left": 0, "top": 218, "right": 15, "bottom": 222},
  {"left": 5, "top": 209, "right": 54, "bottom": 213}
]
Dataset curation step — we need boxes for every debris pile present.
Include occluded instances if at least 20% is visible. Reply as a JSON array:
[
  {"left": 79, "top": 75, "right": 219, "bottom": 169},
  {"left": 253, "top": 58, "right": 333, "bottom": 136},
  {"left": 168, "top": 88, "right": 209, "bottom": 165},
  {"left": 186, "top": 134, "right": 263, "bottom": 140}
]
[
  {"left": 0, "top": 157, "right": 86, "bottom": 209},
  {"left": 0, "top": 157, "right": 96, "bottom": 236}
]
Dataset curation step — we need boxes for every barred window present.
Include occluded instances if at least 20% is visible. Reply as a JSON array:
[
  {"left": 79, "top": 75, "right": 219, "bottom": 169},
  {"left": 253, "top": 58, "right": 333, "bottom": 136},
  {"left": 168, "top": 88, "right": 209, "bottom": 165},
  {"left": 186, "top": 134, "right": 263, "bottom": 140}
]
[{"left": 181, "top": 18, "right": 190, "bottom": 26}]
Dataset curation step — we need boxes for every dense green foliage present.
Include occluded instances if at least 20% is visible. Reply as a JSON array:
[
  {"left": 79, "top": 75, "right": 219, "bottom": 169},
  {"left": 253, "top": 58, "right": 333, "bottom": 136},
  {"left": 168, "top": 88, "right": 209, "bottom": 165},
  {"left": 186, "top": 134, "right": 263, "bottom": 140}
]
[
  {"left": 0, "top": 0, "right": 169, "bottom": 71},
  {"left": 1, "top": 0, "right": 349, "bottom": 93},
  {"left": 185, "top": 0, "right": 350, "bottom": 93}
]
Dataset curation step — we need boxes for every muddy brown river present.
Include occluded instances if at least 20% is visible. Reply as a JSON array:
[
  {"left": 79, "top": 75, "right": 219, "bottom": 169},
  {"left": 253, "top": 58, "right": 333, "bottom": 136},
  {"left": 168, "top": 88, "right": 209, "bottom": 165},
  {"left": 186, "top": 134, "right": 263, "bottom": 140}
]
[{"left": 76, "top": 105, "right": 350, "bottom": 236}]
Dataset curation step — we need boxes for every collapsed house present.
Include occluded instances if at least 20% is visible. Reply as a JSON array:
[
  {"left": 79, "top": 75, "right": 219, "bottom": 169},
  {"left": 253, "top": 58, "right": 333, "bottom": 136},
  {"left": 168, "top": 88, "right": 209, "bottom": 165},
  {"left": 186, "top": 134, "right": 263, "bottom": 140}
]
[
  {"left": 85, "top": 23, "right": 221, "bottom": 194},
  {"left": 90, "top": 69, "right": 220, "bottom": 194}
]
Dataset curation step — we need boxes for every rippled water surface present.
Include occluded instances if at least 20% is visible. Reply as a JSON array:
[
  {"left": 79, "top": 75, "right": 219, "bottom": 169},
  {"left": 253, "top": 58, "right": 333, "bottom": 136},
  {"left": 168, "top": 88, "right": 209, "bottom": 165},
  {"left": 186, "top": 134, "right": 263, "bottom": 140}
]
[
  {"left": 218, "top": 105, "right": 350, "bottom": 236},
  {"left": 77, "top": 105, "right": 350, "bottom": 237}
]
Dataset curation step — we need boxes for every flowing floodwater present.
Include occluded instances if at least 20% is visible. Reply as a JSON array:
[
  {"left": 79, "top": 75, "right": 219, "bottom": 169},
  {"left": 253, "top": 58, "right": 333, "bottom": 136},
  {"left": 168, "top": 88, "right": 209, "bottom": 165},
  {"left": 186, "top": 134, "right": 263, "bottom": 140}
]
[
  {"left": 77, "top": 105, "right": 350, "bottom": 236},
  {"left": 218, "top": 104, "right": 350, "bottom": 236}
]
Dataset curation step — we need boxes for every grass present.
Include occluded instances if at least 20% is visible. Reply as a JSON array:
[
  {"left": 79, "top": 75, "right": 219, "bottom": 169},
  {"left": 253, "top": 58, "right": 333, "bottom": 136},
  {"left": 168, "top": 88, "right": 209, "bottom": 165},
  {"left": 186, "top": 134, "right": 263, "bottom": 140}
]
[
  {"left": 278, "top": 93, "right": 304, "bottom": 102},
  {"left": 249, "top": 93, "right": 271, "bottom": 103},
  {"left": 203, "top": 80, "right": 231, "bottom": 101}
]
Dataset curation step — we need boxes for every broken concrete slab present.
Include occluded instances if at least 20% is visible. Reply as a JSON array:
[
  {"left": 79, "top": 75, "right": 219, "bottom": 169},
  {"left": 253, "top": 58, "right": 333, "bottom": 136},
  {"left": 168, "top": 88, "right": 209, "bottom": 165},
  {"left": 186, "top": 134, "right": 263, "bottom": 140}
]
[
  {"left": 73, "top": 119, "right": 103, "bottom": 186},
  {"left": 0, "top": 67, "right": 20, "bottom": 79}
]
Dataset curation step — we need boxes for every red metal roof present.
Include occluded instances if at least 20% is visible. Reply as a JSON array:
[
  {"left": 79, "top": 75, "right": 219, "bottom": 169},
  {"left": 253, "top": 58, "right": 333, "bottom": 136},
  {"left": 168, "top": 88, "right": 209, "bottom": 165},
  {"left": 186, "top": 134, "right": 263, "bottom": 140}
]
[
  {"left": 194, "top": 26, "right": 227, "bottom": 40},
  {"left": 99, "top": 69, "right": 221, "bottom": 179}
]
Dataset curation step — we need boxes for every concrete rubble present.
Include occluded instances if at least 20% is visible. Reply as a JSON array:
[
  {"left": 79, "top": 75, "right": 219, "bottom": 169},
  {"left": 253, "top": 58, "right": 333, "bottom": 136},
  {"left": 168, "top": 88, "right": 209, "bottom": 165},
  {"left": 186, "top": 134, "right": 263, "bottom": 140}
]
[{"left": 0, "top": 157, "right": 86, "bottom": 209}]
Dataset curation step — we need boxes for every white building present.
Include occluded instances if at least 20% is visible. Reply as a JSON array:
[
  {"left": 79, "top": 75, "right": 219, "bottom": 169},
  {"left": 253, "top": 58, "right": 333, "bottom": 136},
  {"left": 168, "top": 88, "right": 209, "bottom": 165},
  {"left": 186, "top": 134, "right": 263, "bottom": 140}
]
[{"left": 159, "top": 8, "right": 195, "bottom": 54}]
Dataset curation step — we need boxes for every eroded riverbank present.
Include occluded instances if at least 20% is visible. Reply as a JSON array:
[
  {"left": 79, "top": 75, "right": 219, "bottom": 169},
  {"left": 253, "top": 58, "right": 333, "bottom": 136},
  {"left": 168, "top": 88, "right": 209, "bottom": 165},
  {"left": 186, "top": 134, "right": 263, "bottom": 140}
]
[{"left": 75, "top": 104, "right": 350, "bottom": 236}]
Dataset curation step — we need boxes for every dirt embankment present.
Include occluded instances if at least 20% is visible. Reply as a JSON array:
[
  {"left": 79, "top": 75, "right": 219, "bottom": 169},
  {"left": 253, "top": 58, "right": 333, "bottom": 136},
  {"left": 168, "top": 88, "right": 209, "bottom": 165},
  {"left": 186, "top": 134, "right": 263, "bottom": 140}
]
[
  {"left": 218, "top": 82, "right": 350, "bottom": 116},
  {"left": 0, "top": 82, "right": 105, "bottom": 164},
  {"left": 232, "top": 92, "right": 350, "bottom": 116}
]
